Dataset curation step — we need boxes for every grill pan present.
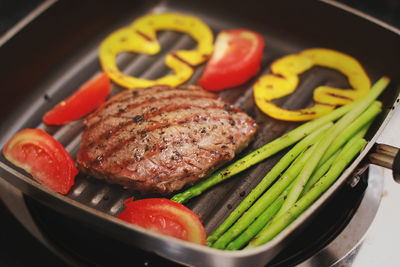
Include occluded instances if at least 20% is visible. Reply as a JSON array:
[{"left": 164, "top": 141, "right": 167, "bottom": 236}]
[{"left": 0, "top": 0, "right": 400, "bottom": 266}]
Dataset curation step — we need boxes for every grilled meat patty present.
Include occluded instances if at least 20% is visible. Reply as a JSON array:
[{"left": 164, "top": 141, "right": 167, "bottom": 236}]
[{"left": 76, "top": 85, "right": 257, "bottom": 194}]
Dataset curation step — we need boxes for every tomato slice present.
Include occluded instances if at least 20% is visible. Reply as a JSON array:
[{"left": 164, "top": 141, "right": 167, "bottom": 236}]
[
  {"left": 198, "top": 29, "right": 264, "bottom": 91},
  {"left": 2, "top": 129, "right": 78, "bottom": 194},
  {"left": 43, "top": 72, "right": 111, "bottom": 125},
  {"left": 117, "top": 198, "right": 206, "bottom": 245}
]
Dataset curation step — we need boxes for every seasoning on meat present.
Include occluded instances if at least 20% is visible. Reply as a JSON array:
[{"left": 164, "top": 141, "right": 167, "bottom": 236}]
[{"left": 76, "top": 85, "right": 257, "bottom": 194}]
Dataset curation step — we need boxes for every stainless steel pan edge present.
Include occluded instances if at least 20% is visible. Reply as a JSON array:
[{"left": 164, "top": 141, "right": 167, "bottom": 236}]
[
  {"left": 0, "top": 0, "right": 399, "bottom": 266},
  {"left": 0, "top": 159, "right": 283, "bottom": 267}
]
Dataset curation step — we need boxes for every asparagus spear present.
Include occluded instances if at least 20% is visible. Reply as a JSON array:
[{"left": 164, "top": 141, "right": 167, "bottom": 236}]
[
  {"left": 171, "top": 77, "right": 390, "bottom": 204},
  {"left": 226, "top": 180, "right": 294, "bottom": 250},
  {"left": 211, "top": 77, "right": 388, "bottom": 249},
  {"left": 301, "top": 150, "right": 340, "bottom": 195},
  {"left": 226, "top": 117, "right": 374, "bottom": 250},
  {"left": 211, "top": 136, "right": 322, "bottom": 249},
  {"left": 246, "top": 137, "right": 367, "bottom": 248},
  {"left": 226, "top": 119, "right": 373, "bottom": 250},
  {"left": 320, "top": 101, "right": 381, "bottom": 164},
  {"left": 274, "top": 80, "right": 388, "bottom": 220},
  {"left": 206, "top": 123, "right": 332, "bottom": 245},
  {"left": 210, "top": 102, "right": 380, "bottom": 246},
  {"left": 302, "top": 120, "right": 374, "bottom": 194}
]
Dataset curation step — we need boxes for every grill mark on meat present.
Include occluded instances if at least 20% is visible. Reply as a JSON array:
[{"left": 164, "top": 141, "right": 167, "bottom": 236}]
[
  {"left": 87, "top": 93, "right": 237, "bottom": 143},
  {"left": 223, "top": 104, "right": 242, "bottom": 113},
  {"left": 87, "top": 92, "right": 219, "bottom": 130},
  {"left": 77, "top": 85, "right": 258, "bottom": 194},
  {"left": 104, "top": 87, "right": 215, "bottom": 112},
  {"left": 122, "top": 93, "right": 216, "bottom": 113},
  {"left": 86, "top": 111, "right": 250, "bottom": 169},
  {"left": 140, "top": 151, "right": 198, "bottom": 179},
  {"left": 118, "top": 90, "right": 216, "bottom": 115},
  {"left": 197, "top": 145, "right": 233, "bottom": 161},
  {"left": 147, "top": 156, "right": 173, "bottom": 175},
  {"left": 118, "top": 127, "right": 217, "bottom": 175},
  {"left": 180, "top": 158, "right": 202, "bottom": 171},
  {"left": 86, "top": 112, "right": 254, "bottom": 172},
  {"left": 112, "top": 129, "right": 231, "bottom": 181},
  {"left": 89, "top": 86, "right": 215, "bottom": 120},
  {"left": 87, "top": 102, "right": 228, "bottom": 155}
]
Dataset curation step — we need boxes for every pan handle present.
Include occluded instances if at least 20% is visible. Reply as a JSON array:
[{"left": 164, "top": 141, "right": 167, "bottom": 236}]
[{"left": 369, "top": 143, "right": 400, "bottom": 183}]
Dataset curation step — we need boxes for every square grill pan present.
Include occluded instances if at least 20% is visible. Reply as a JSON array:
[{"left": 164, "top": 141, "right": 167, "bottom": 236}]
[{"left": 0, "top": 0, "right": 399, "bottom": 266}]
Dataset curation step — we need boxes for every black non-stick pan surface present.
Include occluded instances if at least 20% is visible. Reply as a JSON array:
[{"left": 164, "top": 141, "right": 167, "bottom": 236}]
[{"left": 0, "top": 0, "right": 399, "bottom": 266}]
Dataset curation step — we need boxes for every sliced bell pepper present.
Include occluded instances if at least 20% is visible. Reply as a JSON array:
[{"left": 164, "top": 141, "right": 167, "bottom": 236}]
[
  {"left": 2, "top": 129, "right": 78, "bottom": 194},
  {"left": 117, "top": 198, "right": 206, "bottom": 245},
  {"left": 198, "top": 29, "right": 264, "bottom": 91},
  {"left": 254, "top": 48, "right": 371, "bottom": 121},
  {"left": 43, "top": 72, "right": 111, "bottom": 125},
  {"left": 99, "top": 13, "right": 214, "bottom": 89}
]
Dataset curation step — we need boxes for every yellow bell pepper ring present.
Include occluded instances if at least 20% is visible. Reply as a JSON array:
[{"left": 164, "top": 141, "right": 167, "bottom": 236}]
[
  {"left": 99, "top": 13, "right": 214, "bottom": 89},
  {"left": 254, "top": 48, "right": 371, "bottom": 121}
]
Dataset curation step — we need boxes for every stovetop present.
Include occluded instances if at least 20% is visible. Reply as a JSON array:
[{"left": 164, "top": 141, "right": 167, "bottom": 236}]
[{"left": 0, "top": 1, "right": 399, "bottom": 266}]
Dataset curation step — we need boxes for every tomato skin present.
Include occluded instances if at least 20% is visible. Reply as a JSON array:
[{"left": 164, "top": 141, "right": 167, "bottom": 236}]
[
  {"left": 198, "top": 29, "right": 264, "bottom": 91},
  {"left": 2, "top": 129, "right": 78, "bottom": 194},
  {"left": 43, "top": 72, "right": 111, "bottom": 125},
  {"left": 117, "top": 198, "right": 206, "bottom": 245}
]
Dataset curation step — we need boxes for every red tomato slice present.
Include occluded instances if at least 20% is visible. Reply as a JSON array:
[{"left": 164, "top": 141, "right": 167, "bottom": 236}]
[
  {"left": 117, "top": 198, "right": 206, "bottom": 245},
  {"left": 43, "top": 72, "right": 111, "bottom": 125},
  {"left": 198, "top": 29, "right": 264, "bottom": 91},
  {"left": 2, "top": 129, "right": 78, "bottom": 194}
]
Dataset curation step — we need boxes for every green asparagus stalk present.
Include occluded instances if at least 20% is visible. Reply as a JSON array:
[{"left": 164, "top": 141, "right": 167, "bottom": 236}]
[
  {"left": 210, "top": 77, "right": 388, "bottom": 250},
  {"left": 354, "top": 121, "right": 373, "bottom": 139},
  {"left": 274, "top": 80, "right": 388, "bottom": 220},
  {"left": 246, "top": 137, "right": 367, "bottom": 248},
  {"left": 211, "top": 135, "right": 322, "bottom": 249},
  {"left": 210, "top": 103, "right": 380, "bottom": 247},
  {"left": 301, "top": 150, "right": 340, "bottom": 195},
  {"left": 226, "top": 120, "right": 372, "bottom": 250},
  {"left": 319, "top": 101, "right": 381, "bottom": 164},
  {"left": 206, "top": 123, "right": 332, "bottom": 246},
  {"left": 171, "top": 77, "right": 390, "bottom": 204},
  {"left": 226, "top": 180, "right": 295, "bottom": 250},
  {"left": 302, "top": 120, "right": 373, "bottom": 194}
]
